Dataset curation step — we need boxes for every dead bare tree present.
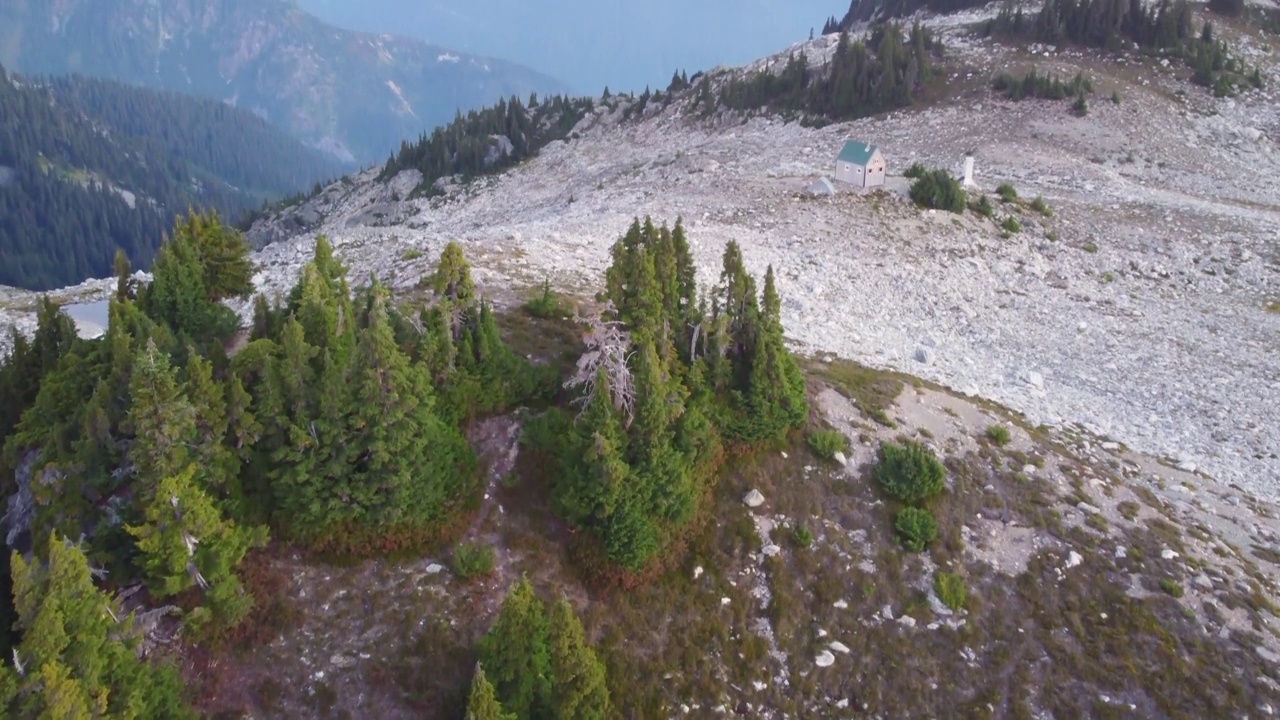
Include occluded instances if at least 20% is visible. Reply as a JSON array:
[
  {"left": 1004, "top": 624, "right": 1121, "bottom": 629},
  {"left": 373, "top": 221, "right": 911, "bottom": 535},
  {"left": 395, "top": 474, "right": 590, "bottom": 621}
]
[{"left": 565, "top": 303, "right": 636, "bottom": 426}]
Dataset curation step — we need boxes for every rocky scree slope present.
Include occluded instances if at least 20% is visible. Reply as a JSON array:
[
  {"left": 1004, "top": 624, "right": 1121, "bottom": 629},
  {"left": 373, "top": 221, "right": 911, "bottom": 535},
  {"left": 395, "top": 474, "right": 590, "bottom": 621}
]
[
  {"left": 4, "top": 8, "right": 1279, "bottom": 497},
  {"left": 0, "top": 0, "right": 568, "bottom": 163},
  {"left": 239, "top": 13, "right": 1280, "bottom": 502}
]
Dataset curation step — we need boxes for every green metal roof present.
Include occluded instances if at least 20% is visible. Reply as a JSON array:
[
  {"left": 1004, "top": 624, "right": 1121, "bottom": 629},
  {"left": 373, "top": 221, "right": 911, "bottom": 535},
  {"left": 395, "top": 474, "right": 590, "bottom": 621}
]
[{"left": 837, "top": 140, "right": 878, "bottom": 166}]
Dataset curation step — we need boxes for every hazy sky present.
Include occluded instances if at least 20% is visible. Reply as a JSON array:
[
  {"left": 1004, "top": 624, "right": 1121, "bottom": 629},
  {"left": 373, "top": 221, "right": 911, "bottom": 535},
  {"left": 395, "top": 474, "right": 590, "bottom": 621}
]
[{"left": 299, "top": 0, "right": 841, "bottom": 94}]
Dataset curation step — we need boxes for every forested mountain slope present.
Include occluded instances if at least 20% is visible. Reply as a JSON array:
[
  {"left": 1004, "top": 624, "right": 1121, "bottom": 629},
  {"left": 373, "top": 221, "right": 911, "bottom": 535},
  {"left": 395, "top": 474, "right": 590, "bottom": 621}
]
[
  {"left": 0, "top": 67, "right": 343, "bottom": 290},
  {"left": 0, "top": 0, "right": 569, "bottom": 164}
]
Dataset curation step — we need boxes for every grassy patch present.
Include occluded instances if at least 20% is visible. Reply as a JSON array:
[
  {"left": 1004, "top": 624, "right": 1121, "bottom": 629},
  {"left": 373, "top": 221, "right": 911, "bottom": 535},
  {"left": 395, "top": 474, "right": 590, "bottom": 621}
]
[
  {"left": 934, "top": 572, "right": 968, "bottom": 611},
  {"left": 804, "top": 357, "right": 905, "bottom": 422},
  {"left": 1029, "top": 196, "right": 1052, "bottom": 216},
  {"left": 451, "top": 542, "right": 497, "bottom": 580},
  {"left": 806, "top": 429, "right": 849, "bottom": 460},
  {"left": 996, "top": 182, "right": 1018, "bottom": 203},
  {"left": 1001, "top": 216, "right": 1022, "bottom": 234},
  {"left": 985, "top": 424, "right": 1012, "bottom": 446},
  {"left": 401, "top": 248, "right": 424, "bottom": 261}
]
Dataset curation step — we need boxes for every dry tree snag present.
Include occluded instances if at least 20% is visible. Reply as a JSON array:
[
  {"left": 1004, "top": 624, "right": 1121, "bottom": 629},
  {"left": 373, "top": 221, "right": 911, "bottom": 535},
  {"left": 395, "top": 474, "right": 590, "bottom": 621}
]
[{"left": 565, "top": 304, "right": 636, "bottom": 426}]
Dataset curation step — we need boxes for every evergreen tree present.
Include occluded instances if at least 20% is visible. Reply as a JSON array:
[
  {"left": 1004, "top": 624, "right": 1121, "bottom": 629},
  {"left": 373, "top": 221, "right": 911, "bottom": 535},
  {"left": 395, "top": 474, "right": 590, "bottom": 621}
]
[
  {"left": 478, "top": 578, "right": 552, "bottom": 720},
  {"left": 126, "top": 340, "right": 197, "bottom": 495},
  {"left": 184, "top": 351, "right": 239, "bottom": 496},
  {"left": 739, "top": 267, "right": 808, "bottom": 441},
  {"left": 466, "top": 664, "right": 517, "bottom": 720},
  {"left": 127, "top": 466, "right": 268, "bottom": 629},
  {"left": 5, "top": 535, "right": 192, "bottom": 719},
  {"left": 315, "top": 281, "right": 473, "bottom": 549},
  {"left": 547, "top": 598, "right": 610, "bottom": 720},
  {"left": 557, "top": 369, "right": 629, "bottom": 530},
  {"left": 434, "top": 241, "right": 477, "bottom": 305}
]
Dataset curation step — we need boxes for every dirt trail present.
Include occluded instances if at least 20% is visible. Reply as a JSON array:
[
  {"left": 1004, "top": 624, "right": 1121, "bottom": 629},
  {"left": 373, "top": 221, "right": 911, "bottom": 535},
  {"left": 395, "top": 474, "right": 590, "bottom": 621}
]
[{"left": 462, "top": 413, "right": 524, "bottom": 614}]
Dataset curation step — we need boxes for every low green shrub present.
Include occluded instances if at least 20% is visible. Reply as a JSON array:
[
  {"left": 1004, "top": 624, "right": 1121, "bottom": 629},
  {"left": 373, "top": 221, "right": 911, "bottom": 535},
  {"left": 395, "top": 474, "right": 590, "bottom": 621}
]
[
  {"left": 909, "top": 169, "right": 966, "bottom": 213},
  {"left": 523, "top": 279, "right": 568, "bottom": 319},
  {"left": 1072, "top": 92, "right": 1089, "bottom": 116},
  {"left": 895, "top": 508, "right": 938, "bottom": 552},
  {"left": 1029, "top": 196, "right": 1052, "bottom": 216},
  {"left": 969, "top": 195, "right": 994, "bottom": 218},
  {"left": 806, "top": 429, "right": 849, "bottom": 460},
  {"left": 903, "top": 161, "right": 928, "bottom": 179},
  {"left": 1159, "top": 577, "right": 1184, "bottom": 598},
  {"left": 401, "top": 248, "right": 424, "bottom": 261},
  {"left": 1111, "top": 89, "right": 1122, "bottom": 104},
  {"left": 451, "top": 542, "right": 497, "bottom": 580},
  {"left": 1001, "top": 216, "right": 1022, "bottom": 234},
  {"left": 985, "top": 424, "right": 1011, "bottom": 446},
  {"left": 934, "top": 572, "right": 967, "bottom": 611},
  {"left": 875, "top": 441, "right": 946, "bottom": 504},
  {"left": 792, "top": 526, "right": 813, "bottom": 549},
  {"left": 996, "top": 182, "right": 1018, "bottom": 203}
]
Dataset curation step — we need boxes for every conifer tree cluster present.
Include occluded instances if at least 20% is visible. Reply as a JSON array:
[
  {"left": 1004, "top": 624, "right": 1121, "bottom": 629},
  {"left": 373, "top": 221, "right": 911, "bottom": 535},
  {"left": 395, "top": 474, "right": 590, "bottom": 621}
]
[
  {"left": 530, "top": 219, "right": 806, "bottom": 574},
  {"left": 380, "top": 94, "right": 595, "bottom": 197},
  {"left": 0, "top": 535, "right": 192, "bottom": 718},
  {"left": 986, "top": 0, "right": 1264, "bottom": 95},
  {"left": 716, "top": 24, "right": 941, "bottom": 122},
  {"left": 469, "top": 578, "right": 609, "bottom": 720},
  {"left": 0, "top": 212, "right": 548, "bottom": 710}
]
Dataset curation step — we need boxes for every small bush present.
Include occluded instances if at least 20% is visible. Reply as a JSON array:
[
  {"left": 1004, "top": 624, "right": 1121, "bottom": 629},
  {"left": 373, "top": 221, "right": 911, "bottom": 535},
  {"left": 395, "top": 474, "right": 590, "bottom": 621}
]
[
  {"left": 1111, "top": 89, "right": 1123, "bottom": 104},
  {"left": 451, "top": 542, "right": 497, "bottom": 580},
  {"left": 909, "top": 169, "right": 966, "bottom": 213},
  {"left": 401, "top": 248, "right": 424, "bottom": 261},
  {"left": 792, "top": 526, "right": 813, "bottom": 549},
  {"left": 985, "top": 424, "right": 1011, "bottom": 446},
  {"left": 875, "top": 441, "right": 946, "bottom": 504},
  {"left": 867, "top": 407, "right": 896, "bottom": 428},
  {"left": 523, "top": 279, "right": 567, "bottom": 319},
  {"left": 996, "top": 182, "right": 1018, "bottom": 203},
  {"left": 895, "top": 508, "right": 938, "bottom": 552},
  {"left": 1045, "top": 230, "right": 1060, "bottom": 242},
  {"left": 1082, "top": 241, "right": 1099, "bottom": 253},
  {"left": 1029, "top": 196, "right": 1052, "bottom": 216},
  {"left": 969, "top": 195, "right": 994, "bottom": 218},
  {"left": 1001, "top": 216, "right": 1022, "bottom": 234},
  {"left": 903, "top": 161, "right": 928, "bottom": 179},
  {"left": 1072, "top": 92, "right": 1089, "bottom": 116},
  {"left": 934, "top": 572, "right": 967, "bottom": 611},
  {"left": 806, "top": 429, "right": 849, "bottom": 460},
  {"left": 1159, "top": 577, "right": 1184, "bottom": 598}
]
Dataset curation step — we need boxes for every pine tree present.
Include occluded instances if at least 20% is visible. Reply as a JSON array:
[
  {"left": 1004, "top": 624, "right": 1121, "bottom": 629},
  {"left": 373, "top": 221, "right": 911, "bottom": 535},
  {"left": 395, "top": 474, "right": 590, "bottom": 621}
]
[
  {"left": 547, "top": 598, "right": 610, "bottom": 720},
  {"left": 557, "top": 369, "right": 628, "bottom": 527},
  {"left": 127, "top": 340, "right": 197, "bottom": 495},
  {"left": 478, "top": 577, "right": 552, "bottom": 720},
  {"left": 142, "top": 212, "right": 248, "bottom": 342},
  {"left": 6, "top": 535, "right": 193, "bottom": 719},
  {"left": 127, "top": 466, "right": 268, "bottom": 629},
  {"left": 184, "top": 351, "right": 238, "bottom": 496},
  {"left": 433, "top": 241, "right": 476, "bottom": 305},
  {"left": 342, "top": 282, "right": 472, "bottom": 539},
  {"left": 466, "top": 664, "right": 516, "bottom": 720},
  {"left": 740, "top": 266, "right": 807, "bottom": 441}
]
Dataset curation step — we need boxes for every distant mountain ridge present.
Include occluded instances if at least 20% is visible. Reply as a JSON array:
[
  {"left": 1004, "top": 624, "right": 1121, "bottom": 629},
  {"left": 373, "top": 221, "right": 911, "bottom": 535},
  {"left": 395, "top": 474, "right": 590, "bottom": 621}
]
[
  {"left": 0, "top": 0, "right": 569, "bottom": 164},
  {"left": 0, "top": 65, "right": 343, "bottom": 291}
]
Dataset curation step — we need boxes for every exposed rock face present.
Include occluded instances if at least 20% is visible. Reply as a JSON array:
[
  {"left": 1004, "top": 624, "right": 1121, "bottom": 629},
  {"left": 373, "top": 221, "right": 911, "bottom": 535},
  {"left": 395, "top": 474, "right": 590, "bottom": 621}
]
[{"left": 0, "top": 0, "right": 567, "bottom": 163}]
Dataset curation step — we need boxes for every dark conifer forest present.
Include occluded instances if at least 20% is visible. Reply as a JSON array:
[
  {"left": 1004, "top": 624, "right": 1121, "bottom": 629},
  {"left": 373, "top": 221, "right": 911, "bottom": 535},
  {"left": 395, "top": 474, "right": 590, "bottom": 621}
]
[
  {"left": 0, "top": 67, "right": 344, "bottom": 291},
  {"left": 713, "top": 24, "right": 943, "bottom": 123}
]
